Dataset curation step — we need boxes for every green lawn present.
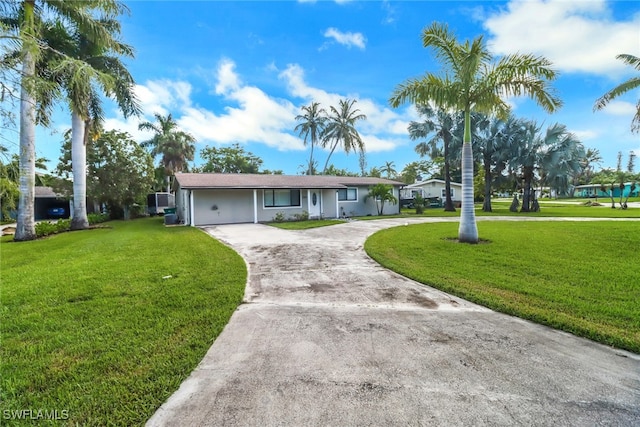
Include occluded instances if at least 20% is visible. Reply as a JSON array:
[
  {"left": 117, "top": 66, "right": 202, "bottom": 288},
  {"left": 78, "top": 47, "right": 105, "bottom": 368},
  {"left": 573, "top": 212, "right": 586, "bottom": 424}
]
[
  {"left": 398, "top": 201, "right": 640, "bottom": 218},
  {"left": 1, "top": 217, "right": 246, "bottom": 426},
  {"left": 365, "top": 221, "right": 640, "bottom": 353}
]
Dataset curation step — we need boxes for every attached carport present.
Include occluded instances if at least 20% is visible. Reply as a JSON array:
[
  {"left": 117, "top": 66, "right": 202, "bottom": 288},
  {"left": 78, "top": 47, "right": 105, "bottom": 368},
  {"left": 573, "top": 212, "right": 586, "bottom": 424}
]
[{"left": 34, "top": 187, "right": 70, "bottom": 220}]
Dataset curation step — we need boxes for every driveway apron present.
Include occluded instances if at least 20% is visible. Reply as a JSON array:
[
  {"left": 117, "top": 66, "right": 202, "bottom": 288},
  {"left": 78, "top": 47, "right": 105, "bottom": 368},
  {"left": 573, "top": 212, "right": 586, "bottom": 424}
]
[{"left": 148, "top": 218, "right": 640, "bottom": 426}]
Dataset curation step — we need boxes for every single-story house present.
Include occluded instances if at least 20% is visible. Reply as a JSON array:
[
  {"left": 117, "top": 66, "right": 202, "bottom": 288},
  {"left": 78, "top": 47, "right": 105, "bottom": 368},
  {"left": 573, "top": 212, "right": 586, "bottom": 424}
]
[
  {"left": 573, "top": 183, "right": 638, "bottom": 198},
  {"left": 35, "top": 186, "right": 71, "bottom": 220},
  {"left": 400, "top": 179, "right": 462, "bottom": 202},
  {"left": 174, "top": 173, "right": 404, "bottom": 226}
]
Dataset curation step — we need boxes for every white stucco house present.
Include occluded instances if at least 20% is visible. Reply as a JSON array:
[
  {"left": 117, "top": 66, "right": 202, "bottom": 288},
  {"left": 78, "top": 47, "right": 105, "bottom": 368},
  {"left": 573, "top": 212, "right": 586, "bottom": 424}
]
[
  {"left": 400, "top": 179, "right": 462, "bottom": 202},
  {"left": 174, "top": 173, "right": 403, "bottom": 226}
]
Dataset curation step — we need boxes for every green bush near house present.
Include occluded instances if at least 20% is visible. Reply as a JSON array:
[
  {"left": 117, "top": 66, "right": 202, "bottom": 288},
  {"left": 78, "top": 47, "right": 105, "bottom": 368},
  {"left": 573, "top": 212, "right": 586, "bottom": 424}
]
[{"left": 1, "top": 217, "right": 246, "bottom": 425}]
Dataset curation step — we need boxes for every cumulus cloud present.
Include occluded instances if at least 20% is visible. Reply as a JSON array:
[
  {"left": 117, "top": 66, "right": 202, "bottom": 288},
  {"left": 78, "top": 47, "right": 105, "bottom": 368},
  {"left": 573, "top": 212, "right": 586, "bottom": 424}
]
[
  {"left": 104, "top": 60, "right": 411, "bottom": 156},
  {"left": 483, "top": 0, "right": 640, "bottom": 76},
  {"left": 598, "top": 100, "right": 637, "bottom": 116},
  {"left": 322, "top": 27, "right": 366, "bottom": 50}
]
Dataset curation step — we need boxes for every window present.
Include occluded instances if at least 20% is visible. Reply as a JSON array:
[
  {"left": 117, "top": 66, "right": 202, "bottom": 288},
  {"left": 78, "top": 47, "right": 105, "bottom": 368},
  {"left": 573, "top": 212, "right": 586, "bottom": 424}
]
[
  {"left": 264, "top": 189, "right": 301, "bottom": 208},
  {"left": 441, "top": 188, "right": 454, "bottom": 198},
  {"left": 338, "top": 188, "right": 357, "bottom": 201}
]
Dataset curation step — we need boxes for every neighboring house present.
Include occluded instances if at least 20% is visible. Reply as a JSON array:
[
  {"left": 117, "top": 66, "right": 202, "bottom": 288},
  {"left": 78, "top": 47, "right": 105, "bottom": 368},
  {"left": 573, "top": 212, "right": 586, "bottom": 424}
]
[
  {"left": 35, "top": 186, "right": 71, "bottom": 220},
  {"left": 174, "top": 173, "right": 403, "bottom": 226},
  {"left": 400, "top": 179, "right": 462, "bottom": 202},
  {"left": 574, "top": 183, "right": 638, "bottom": 198}
]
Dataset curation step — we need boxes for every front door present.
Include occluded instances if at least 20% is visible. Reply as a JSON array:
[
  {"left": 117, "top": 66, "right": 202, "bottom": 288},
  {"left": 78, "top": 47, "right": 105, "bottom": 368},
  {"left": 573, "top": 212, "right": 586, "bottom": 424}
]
[{"left": 309, "top": 190, "right": 321, "bottom": 218}]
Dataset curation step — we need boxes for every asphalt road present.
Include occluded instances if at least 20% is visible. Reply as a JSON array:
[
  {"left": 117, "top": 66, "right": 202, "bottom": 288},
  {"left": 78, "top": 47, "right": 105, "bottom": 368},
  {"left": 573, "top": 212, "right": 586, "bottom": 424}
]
[{"left": 147, "top": 217, "right": 640, "bottom": 426}]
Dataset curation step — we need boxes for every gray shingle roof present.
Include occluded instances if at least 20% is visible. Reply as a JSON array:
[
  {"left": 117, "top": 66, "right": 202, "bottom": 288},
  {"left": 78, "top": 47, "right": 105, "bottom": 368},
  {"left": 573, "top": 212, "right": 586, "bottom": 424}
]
[{"left": 174, "top": 173, "right": 404, "bottom": 189}]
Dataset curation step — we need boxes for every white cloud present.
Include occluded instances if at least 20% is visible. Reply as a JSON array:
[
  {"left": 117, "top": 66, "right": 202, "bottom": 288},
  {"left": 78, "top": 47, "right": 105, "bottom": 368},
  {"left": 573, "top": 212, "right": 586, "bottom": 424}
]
[
  {"left": 134, "top": 79, "right": 192, "bottom": 116},
  {"left": 214, "top": 58, "right": 241, "bottom": 95},
  {"left": 483, "top": 0, "right": 640, "bottom": 76},
  {"left": 323, "top": 27, "right": 366, "bottom": 50},
  {"left": 598, "top": 100, "right": 637, "bottom": 116}
]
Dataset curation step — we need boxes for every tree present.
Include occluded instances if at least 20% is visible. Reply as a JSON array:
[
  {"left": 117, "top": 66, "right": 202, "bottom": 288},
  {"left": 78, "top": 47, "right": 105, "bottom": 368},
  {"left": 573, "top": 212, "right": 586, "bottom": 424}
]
[
  {"left": 139, "top": 113, "right": 195, "bottom": 191},
  {"left": 399, "top": 160, "right": 434, "bottom": 184},
  {"left": 390, "top": 22, "right": 561, "bottom": 242},
  {"left": 198, "top": 143, "right": 263, "bottom": 173},
  {"left": 364, "top": 183, "right": 398, "bottom": 216},
  {"left": 5, "top": 0, "right": 130, "bottom": 241},
  {"left": 56, "top": 11, "right": 139, "bottom": 230},
  {"left": 294, "top": 102, "right": 326, "bottom": 175},
  {"left": 594, "top": 54, "right": 640, "bottom": 133},
  {"left": 57, "top": 129, "right": 154, "bottom": 219},
  {"left": 321, "top": 99, "right": 366, "bottom": 174},
  {"left": 408, "top": 105, "right": 458, "bottom": 211},
  {"left": 380, "top": 161, "right": 397, "bottom": 179},
  {"left": 575, "top": 148, "right": 603, "bottom": 185},
  {"left": 539, "top": 128, "right": 585, "bottom": 197}
]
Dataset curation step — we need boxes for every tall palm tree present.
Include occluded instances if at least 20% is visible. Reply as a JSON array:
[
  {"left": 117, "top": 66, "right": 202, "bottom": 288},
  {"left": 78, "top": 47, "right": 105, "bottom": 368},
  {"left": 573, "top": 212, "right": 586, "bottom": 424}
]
[
  {"left": 139, "top": 113, "right": 196, "bottom": 191},
  {"left": 390, "top": 22, "right": 562, "bottom": 243},
  {"left": 7, "top": 0, "right": 126, "bottom": 241},
  {"left": 56, "top": 13, "right": 139, "bottom": 230},
  {"left": 320, "top": 99, "right": 367, "bottom": 174},
  {"left": 294, "top": 102, "right": 326, "bottom": 175},
  {"left": 594, "top": 54, "right": 640, "bottom": 133},
  {"left": 380, "top": 161, "right": 397, "bottom": 179},
  {"left": 408, "top": 105, "right": 458, "bottom": 211}
]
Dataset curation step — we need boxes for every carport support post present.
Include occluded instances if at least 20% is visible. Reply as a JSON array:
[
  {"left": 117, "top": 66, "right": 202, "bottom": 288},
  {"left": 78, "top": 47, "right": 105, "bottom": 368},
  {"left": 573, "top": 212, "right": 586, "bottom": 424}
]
[
  {"left": 253, "top": 190, "right": 258, "bottom": 224},
  {"left": 307, "top": 189, "right": 311, "bottom": 214},
  {"left": 189, "top": 190, "right": 195, "bottom": 226},
  {"left": 335, "top": 190, "right": 339, "bottom": 219}
]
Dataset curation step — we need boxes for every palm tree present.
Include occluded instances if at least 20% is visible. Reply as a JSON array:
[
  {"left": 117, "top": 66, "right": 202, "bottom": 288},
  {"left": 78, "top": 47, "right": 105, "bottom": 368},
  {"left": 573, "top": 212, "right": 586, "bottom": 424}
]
[
  {"left": 380, "top": 161, "right": 397, "bottom": 179},
  {"left": 294, "top": 102, "right": 326, "bottom": 175},
  {"left": 56, "top": 14, "right": 139, "bottom": 230},
  {"left": 594, "top": 54, "right": 640, "bottom": 133},
  {"left": 540, "top": 128, "right": 584, "bottom": 197},
  {"left": 320, "top": 99, "right": 367, "bottom": 174},
  {"left": 7, "top": 0, "right": 127, "bottom": 241},
  {"left": 139, "top": 113, "right": 196, "bottom": 191},
  {"left": 408, "top": 105, "right": 458, "bottom": 211},
  {"left": 364, "top": 183, "right": 398, "bottom": 215},
  {"left": 390, "top": 22, "right": 562, "bottom": 242}
]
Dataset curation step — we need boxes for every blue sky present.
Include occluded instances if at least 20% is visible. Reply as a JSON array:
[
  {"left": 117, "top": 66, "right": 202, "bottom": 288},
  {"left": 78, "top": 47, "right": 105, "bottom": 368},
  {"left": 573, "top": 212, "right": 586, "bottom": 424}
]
[{"left": 26, "top": 0, "right": 640, "bottom": 175}]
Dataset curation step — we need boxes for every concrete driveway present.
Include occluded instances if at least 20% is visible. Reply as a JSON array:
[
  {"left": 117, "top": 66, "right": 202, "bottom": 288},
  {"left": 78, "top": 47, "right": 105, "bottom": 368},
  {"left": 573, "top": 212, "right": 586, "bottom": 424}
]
[{"left": 148, "top": 218, "right": 640, "bottom": 426}]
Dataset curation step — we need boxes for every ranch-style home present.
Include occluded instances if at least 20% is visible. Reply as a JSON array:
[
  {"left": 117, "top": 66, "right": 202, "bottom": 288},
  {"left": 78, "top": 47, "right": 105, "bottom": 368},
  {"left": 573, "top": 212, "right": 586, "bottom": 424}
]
[{"left": 174, "top": 173, "right": 404, "bottom": 226}]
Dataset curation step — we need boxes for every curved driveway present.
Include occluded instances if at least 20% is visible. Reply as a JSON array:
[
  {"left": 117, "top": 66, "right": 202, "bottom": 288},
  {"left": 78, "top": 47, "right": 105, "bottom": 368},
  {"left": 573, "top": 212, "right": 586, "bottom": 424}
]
[{"left": 148, "top": 217, "right": 640, "bottom": 426}]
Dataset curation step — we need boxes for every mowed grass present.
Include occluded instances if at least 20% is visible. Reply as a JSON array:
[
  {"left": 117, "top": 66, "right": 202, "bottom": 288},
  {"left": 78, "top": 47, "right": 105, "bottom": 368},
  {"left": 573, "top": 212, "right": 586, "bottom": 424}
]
[
  {"left": 365, "top": 221, "right": 640, "bottom": 353},
  {"left": 1, "top": 217, "right": 246, "bottom": 426},
  {"left": 400, "top": 201, "right": 640, "bottom": 218}
]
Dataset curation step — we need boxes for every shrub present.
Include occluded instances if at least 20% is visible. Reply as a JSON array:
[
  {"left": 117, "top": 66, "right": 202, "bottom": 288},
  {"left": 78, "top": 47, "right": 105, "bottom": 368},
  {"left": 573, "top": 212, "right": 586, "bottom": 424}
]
[
  {"left": 35, "top": 220, "right": 70, "bottom": 238},
  {"left": 273, "top": 211, "right": 286, "bottom": 223},
  {"left": 292, "top": 211, "right": 309, "bottom": 221},
  {"left": 88, "top": 213, "right": 110, "bottom": 224},
  {"left": 414, "top": 195, "right": 425, "bottom": 214}
]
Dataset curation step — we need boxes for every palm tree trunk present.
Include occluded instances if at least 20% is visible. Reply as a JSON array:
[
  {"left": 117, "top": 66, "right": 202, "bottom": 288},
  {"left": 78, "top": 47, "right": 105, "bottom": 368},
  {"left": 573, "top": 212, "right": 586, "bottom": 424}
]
[
  {"left": 322, "top": 140, "right": 339, "bottom": 174},
  {"left": 458, "top": 110, "right": 478, "bottom": 243},
  {"left": 521, "top": 169, "right": 533, "bottom": 212},
  {"left": 443, "top": 134, "right": 455, "bottom": 212},
  {"left": 482, "top": 152, "right": 492, "bottom": 212},
  {"left": 15, "top": 39, "right": 36, "bottom": 241},
  {"left": 308, "top": 139, "right": 315, "bottom": 175},
  {"left": 70, "top": 113, "right": 89, "bottom": 230}
]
